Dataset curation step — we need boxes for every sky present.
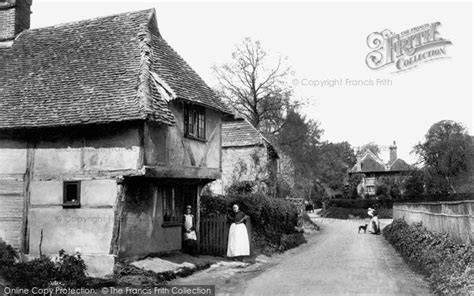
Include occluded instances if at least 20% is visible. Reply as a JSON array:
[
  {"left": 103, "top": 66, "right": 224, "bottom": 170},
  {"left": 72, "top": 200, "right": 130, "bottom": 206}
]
[{"left": 30, "top": 0, "right": 473, "bottom": 164}]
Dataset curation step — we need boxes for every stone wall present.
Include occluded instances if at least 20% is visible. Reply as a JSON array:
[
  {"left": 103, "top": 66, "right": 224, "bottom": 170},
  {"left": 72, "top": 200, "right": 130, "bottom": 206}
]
[{"left": 210, "top": 145, "right": 268, "bottom": 195}]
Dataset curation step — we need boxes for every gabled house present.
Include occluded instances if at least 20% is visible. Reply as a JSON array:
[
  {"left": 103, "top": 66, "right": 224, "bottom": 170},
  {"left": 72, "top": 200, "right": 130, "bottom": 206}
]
[
  {"left": 209, "top": 118, "right": 279, "bottom": 195},
  {"left": 349, "top": 141, "right": 412, "bottom": 196},
  {"left": 0, "top": 3, "right": 231, "bottom": 277}
]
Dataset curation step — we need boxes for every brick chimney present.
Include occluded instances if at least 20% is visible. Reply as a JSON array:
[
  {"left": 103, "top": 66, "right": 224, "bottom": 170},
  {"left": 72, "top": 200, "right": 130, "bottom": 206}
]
[
  {"left": 0, "top": 0, "right": 32, "bottom": 42},
  {"left": 389, "top": 140, "right": 397, "bottom": 162}
]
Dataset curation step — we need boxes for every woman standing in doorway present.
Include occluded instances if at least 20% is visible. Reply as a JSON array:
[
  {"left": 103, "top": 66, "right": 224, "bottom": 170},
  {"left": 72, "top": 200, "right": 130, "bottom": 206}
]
[
  {"left": 183, "top": 205, "right": 198, "bottom": 255},
  {"left": 227, "top": 204, "right": 250, "bottom": 260}
]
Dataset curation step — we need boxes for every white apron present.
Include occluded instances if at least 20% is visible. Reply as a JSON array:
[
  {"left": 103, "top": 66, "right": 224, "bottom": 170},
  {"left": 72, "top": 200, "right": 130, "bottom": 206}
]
[
  {"left": 368, "top": 216, "right": 380, "bottom": 233},
  {"left": 227, "top": 222, "right": 250, "bottom": 257}
]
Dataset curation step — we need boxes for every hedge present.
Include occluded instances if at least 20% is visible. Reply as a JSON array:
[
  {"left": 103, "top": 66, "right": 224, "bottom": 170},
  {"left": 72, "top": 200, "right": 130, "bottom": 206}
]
[
  {"left": 328, "top": 193, "right": 474, "bottom": 210},
  {"left": 383, "top": 219, "right": 473, "bottom": 295},
  {"left": 0, "top": 238, "right": 17, "bottom": 267},
  {"left": 327, "top": 198, "right": 394, "bottom": 209},
  {"left": 0, "top": 246, "right": 88, "bottom": 288},
  {"left": 399, "top": 193, "right": 474, "bottom": 202},
  {"left": 323, "top": 207, "right": 392, "bottom": 219},
  {"left": 200, "top": 194, "right": 305, "bottom": 253}
]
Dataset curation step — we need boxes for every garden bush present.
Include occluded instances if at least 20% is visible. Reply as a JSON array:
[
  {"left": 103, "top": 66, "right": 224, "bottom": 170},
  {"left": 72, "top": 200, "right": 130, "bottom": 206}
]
[
  {"left": 3, "top": 256, "right": 57, "bottom": 288},
  {"left": 226, "top": 180, "right": 256, "bottom": 195},
  {"left": 2, "top": 249, "right": 88, "bottom": 288},
  {"left": 383, "top": 219, "right": 473, "bottom": 295},
  {"left": 200, "top": 193, "right": 304, "bottom": 253},
  {"left": 0, "top": 238, "right": 17, "bottom": 268}
]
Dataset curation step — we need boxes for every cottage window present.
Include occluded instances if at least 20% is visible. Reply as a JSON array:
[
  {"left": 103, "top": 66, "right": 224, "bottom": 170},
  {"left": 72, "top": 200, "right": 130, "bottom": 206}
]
[
  {"left": 184, "top": 104, "right": 206, "bottom": 140},
  {"left": 366, "top": 186, "right": 375, "bottom": 195},
  {"left": 163, "top": 186, "right": 184, "bottom": 225},
  {"left": 63, "top": 181, "right": 81, "bottom": 208}
]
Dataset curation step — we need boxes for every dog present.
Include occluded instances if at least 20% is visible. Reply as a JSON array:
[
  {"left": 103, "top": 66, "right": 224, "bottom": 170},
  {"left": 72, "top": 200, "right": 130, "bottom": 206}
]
[{"left": 358, "top": 224, "right": 368, "bottom": 234}]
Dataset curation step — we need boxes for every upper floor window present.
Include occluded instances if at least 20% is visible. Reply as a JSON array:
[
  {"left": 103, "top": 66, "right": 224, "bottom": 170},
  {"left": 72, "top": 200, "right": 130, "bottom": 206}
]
[{"left": 184, "top": 104, "right": 206, "bottom": 140}]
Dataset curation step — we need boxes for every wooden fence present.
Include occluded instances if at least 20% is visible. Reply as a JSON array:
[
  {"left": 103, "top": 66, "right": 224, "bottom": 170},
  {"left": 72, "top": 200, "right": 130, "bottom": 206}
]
[
  {"left": 199, "top": 214, "right": 252, "bottom": 256},
  {"left": 393, "top": 200, "right": 474, "bottom": 244}
]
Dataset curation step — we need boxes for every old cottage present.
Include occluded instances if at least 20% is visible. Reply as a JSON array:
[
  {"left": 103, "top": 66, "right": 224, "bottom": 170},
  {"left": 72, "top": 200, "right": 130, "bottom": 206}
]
[
  {"left": 209, "top": 118, "right": 279, "bottom": 195},
  {"left": 349, "top": 141, "right": 413, "bottom": 197},
  {"left": 0, "top": 2, "right": 231, "bottom": 276}
]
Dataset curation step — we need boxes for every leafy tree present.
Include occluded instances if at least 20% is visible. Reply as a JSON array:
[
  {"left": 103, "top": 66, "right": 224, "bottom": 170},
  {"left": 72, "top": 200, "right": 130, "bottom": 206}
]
[
  {"left": 316, "top": 141, "right": 357, "bottom": 191},
  {"left": 389, "top": 183, "right": 401, "bottom": 199},
  {"left": 375, "top": 183, "right": 389, "bottom": 198},
  {"left": 403, "top": 169, "right": 425, "bottom": 197},
  {"left": 271, "top": 108, "right": 323, "bottom": 198},
  {"left": 213, "top": 37, "right": 293, "bottom": 133},
  {"left": 357, "top": 142, "right": 381, "bottom": 157},
  {"left": 414, "top": 120, "right": 471, "bottom": 193},
  {"left": 377, "top": 176, "right": 403, "bottom": 199},
  {"left": 343, "top": 174, "right": 364, "bottom": 199}
]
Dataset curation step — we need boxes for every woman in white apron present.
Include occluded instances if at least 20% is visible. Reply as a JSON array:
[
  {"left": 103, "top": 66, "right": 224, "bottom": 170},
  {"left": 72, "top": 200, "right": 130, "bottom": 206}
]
[
  {"left": 183, "top": 205, "right": 198, "bottom": 255},
  {"left": 227, "top": 204, "right": 250, "bottom": 260},
  {"left": 367, "top": 207, "right": 380, "bottom": 234}
]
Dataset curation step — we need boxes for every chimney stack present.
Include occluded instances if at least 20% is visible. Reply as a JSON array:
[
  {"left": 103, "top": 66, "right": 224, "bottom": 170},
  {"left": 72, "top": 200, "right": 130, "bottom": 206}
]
[
  {"left": 0, "top": 0, "right": 32, "bottom": 42},
  {"left": 389, "top": 140, "right": 397, "bottom": 162}
]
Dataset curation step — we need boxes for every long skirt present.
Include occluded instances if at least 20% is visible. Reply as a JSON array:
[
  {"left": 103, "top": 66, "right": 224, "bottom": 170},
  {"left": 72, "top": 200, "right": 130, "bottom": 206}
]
[
  {"left": 368, "top": 217, "right": 380, "bottom": 234},
  {"left": 227, "top": 223, "right": 250, "bottom": 257}
]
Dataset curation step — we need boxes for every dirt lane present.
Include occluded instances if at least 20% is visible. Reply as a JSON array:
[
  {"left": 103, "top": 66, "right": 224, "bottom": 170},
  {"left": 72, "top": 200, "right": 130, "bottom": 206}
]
[
  {"left": 172, "top": 218, "right": 432, "bottom": 296},
  {"left": 242, "top": 218, "right": 431, "bottom": 296}
]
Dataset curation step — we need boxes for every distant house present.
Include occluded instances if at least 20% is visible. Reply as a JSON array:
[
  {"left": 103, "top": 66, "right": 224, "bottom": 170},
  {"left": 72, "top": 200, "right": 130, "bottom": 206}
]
[
  {"left": 209, "top": 118, "right": 279, "bottom": 195},
  {"left": 0, "top": 4, "right": 230, "bottom": 277},
  {"left": 349, "top": 141, "right": 413, "bottom": 196}
]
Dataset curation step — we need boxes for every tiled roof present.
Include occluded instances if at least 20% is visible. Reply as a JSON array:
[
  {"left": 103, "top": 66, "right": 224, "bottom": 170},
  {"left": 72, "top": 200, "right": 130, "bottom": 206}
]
[
  {"left": 354, "top": 151, "right": 387, "bottom": 172},
  {"left": 0, "top": 8, "right": 229, "bottom": 130},
  {"left": 222, "top": 119, "right": 270, "bottom": 148},
  {"left": 350, "top": 150, "right": 412, "bottom": 173},
  {"left": 149, "top": 28, "right": 231, "bottom": 113},
  {"left": 388, "top": 158, "right": 412, "bottom": 171}
]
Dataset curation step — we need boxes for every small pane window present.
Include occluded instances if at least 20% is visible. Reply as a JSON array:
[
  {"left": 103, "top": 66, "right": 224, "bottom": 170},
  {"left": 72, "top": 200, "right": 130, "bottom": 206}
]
[
  {"left": 63, "top": 181, "right": 81, "bottom": 208},
  {"left": 163, "top": 186, "right": 184, "bottom": 224},
  {"left": 184, "top": 104, "right": 206, "bottom": 140}
]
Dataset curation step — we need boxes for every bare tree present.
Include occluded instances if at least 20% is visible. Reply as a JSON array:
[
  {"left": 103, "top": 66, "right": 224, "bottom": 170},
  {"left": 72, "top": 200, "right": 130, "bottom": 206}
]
[{"left": 213, "top": 38, "right": 292, "bottom": 133}]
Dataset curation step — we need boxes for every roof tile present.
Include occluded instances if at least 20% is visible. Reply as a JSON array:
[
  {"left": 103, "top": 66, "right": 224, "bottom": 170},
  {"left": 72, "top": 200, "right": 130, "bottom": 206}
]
[{"left": 0, "top": 8, "right": 229, "bottom": 130}]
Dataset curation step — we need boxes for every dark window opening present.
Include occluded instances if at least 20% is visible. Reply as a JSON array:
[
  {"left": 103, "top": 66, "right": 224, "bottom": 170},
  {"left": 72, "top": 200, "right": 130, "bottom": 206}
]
[
  {"left": 184, "top": 104, "right": 206, "bottom": 140},
  {"left": 162, "top": 185, "right": 197, "bottom": 225},
  {"left": 63, "top": 181, "right": 81, "bottom": 208}
]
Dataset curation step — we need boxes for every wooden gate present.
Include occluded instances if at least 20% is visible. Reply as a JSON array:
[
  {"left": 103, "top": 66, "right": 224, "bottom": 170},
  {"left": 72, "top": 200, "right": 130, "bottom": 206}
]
[{"left": 199, "top": 214, "right": 228, "bottom": 256}]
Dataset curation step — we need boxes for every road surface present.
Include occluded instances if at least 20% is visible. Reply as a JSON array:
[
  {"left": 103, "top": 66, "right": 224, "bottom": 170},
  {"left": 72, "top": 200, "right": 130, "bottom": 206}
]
[{"left": 172, "top": 217, "right": 432, "bottom": 296}]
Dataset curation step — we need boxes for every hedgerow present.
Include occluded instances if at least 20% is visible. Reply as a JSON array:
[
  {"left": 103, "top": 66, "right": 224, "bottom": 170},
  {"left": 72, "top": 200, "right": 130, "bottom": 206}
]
[
  {"left": 200, "top": 194, "right": 305, "bottom": 253},
  {"left": 383, "top": 219, "right": 473, "bottom": 295},
  {"left": 327, "top": 198, "right": 394, "bottom": 209},
  {"left": 323, "top": 207, "right": 392, "bottom": 219}
]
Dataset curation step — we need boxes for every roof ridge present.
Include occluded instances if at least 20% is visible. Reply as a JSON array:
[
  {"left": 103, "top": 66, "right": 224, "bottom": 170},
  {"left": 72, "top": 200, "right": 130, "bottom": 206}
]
[
  {"left": 152, "top": 34, "right": 231, "bottom": 113},
  {"left": 28, "top": 8, "right": 155, "bottom": 32},
  {"left": 136, "top": 11, "right": 155, "bottom": 118}
]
